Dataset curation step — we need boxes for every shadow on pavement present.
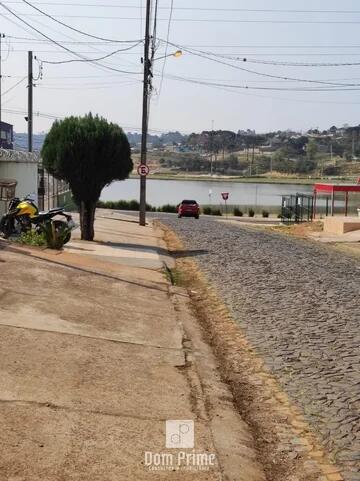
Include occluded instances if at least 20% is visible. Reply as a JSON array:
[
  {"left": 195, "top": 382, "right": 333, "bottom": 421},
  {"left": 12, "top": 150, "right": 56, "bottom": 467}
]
[{"left": 171, "top": 249, "right": 209, "bottom": 258}]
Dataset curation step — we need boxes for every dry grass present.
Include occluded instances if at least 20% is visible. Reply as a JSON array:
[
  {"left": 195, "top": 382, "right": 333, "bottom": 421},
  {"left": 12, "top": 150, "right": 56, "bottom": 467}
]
[
  {"left": 157, "top": 221, "right": 340, "bottom": 481},
  {"left": 269, "top": 221, "right": 324, "bottom": 238}
]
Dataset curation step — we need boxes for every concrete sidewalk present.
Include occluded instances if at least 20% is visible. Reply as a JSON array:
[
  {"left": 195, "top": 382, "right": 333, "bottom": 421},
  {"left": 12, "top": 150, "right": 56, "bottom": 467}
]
[{"left": 0, "top": 212, "right": 264, "bottom": 481}]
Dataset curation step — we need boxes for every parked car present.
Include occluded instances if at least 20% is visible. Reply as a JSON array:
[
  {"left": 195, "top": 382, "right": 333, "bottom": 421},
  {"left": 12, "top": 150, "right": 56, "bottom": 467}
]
[{"left": 177, "top": 200, "right": 200, "bottom": 219}]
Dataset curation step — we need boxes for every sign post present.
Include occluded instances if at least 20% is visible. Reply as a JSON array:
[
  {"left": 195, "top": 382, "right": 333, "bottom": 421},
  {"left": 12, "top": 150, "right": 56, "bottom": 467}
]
[{"left": 221, "top": 192, "right": 229, "bottom": 218}]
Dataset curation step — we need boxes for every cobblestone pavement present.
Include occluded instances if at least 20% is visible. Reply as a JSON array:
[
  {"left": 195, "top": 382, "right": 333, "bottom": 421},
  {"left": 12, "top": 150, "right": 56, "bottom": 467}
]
[{"left": 161, "top": 216, "right": 360, "bottom": 481}]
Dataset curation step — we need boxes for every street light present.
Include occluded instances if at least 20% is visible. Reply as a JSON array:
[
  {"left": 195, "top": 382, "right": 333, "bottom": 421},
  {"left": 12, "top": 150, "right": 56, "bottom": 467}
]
[{"left": 139, "top": 46, "right": 183, "bottom": 226}]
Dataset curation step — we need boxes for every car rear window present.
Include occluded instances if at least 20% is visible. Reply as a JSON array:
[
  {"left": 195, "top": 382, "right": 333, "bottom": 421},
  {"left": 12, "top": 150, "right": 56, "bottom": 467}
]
[{"left": 181, "top": 200, "right": 197, "bottom": 204}]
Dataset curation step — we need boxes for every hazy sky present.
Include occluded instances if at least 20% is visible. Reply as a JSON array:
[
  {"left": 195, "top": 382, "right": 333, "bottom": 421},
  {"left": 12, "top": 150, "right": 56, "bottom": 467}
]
[{"left": 1, "top": 0, "right": 360, "bottom": 134}]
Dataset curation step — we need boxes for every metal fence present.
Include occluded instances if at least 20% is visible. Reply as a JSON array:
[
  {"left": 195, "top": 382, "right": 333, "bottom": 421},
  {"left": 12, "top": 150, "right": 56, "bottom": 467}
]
[
  {"left": 38, "top": 165, "right": 70, "bottom": 211},
  {"left": 281, "top": 193, "right": 314, "bottom": 224}
]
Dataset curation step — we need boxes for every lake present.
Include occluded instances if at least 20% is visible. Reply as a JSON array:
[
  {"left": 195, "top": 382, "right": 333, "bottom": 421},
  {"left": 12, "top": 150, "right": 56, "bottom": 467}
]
[{"left": 101, "top": 178, "right": 315, "bottom": 209}]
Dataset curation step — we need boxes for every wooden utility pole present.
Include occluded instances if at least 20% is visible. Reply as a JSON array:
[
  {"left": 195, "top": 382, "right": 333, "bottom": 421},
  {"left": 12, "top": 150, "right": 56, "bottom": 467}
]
[
  {"left": 28, "top": 51, "right": 33, "bottom": 153},
  {"left": 0, "top": 33, "right": 5, "bottom": 132},
  {"left": 139, "top": 0, "right": 151, "bottom": 226}
]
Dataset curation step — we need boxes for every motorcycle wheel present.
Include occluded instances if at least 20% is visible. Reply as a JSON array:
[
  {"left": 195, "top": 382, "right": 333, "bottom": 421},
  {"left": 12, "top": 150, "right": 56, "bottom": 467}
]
[
  {"left": 53, "top": 220, "right": 71, "bottom": 246},
  {"left": 0, "top": 216, "right": 14, "bottom": 239}
]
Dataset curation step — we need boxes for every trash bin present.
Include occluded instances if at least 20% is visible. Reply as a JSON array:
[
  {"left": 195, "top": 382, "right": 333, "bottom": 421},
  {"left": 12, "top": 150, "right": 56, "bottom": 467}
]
[{"left": 0, "top": 178, "right": 17, "bottom": 216}]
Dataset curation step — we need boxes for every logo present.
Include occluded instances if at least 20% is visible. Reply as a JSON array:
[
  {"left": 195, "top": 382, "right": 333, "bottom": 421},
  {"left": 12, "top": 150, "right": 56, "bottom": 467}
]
[
  {"left": 143, "top": 420, "right": 216, "bottom": 472},
  {"left": 166, "top": 420, "right": 194, "bottom": 448}
]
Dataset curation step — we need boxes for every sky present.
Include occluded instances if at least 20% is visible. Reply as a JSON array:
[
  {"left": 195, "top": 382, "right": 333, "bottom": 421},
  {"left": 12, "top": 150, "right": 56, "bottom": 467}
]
[{"left": 1, "top": 0, "right": 360, "bottom": 134}]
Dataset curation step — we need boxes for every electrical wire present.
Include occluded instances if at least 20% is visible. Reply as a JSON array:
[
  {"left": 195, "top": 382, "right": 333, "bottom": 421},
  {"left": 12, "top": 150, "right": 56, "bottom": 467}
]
[
  {"left": 150, "top": 0, "right": 159, "bottom": 63},
  {"left": 1, "top": 76, "right": 26, "bottom": 96},
  {"left": 5, "top": 3, "right": 360, "bottom": 13},
  {"left": 5, "top": 9, "right": 143, "bottom": 75},
  {"left": 163, "top": 73, "right": 360, "bottom": 92},
  {"left": 0, "top": 3, "right": 142, "bottom": 74},
  {"left": 7, "top": 34, "right": 139, "bottom": 44},
  {"left": 205, "top": 53, "right": 360, "bottom": 67},
  {"left": 40, "top": 41, "right": 142, "bottom": 65},
  {"left": 157, "top": 0, "right": 174, "bottom": 97},
  {"left": 9, "top": 36, "right": 360, "bottom": 51},
  {"left": 160, "top": 40, "right": 360, "bottom": 88},
  {"left": 21, "top": 0, "right": 142, "bottom": 43},
  {"left": 6, "top": 12, "right": 360, "bottom": 24}
]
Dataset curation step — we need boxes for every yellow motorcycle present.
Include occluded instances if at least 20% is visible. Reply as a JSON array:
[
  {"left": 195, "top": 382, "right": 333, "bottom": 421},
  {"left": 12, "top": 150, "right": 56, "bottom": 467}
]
[{"left": 0, "top": 196, "right": 76, "bottom": 248}]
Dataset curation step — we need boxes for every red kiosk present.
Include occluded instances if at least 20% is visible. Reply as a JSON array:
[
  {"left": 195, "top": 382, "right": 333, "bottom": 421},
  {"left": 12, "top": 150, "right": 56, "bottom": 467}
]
[{"left": 313, "top": 183, "right": 360, "bottom": 218}]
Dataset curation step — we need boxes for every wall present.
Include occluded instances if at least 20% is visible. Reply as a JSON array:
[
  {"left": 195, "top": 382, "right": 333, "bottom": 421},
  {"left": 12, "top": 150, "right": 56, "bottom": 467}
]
[{"left": 0, "top": 149, "right": 38, "bottom": 215}]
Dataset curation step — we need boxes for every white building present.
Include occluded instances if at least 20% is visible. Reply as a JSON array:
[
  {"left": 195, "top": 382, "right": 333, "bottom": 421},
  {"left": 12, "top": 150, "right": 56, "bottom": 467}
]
[{"left": 0, "top": 149, "right": 38, "bottom": 215}]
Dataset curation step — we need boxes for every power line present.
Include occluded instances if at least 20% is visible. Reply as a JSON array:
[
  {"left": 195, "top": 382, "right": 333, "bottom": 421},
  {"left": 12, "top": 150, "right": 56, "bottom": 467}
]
[
  {"left": 150, "top": 0, "right": 159, "bottom": 63},
  {"left": 4, "top": 106, "right": 175, "bottom": 133},
  {"left": 157, "top": 0, "right": 174, "bottom": 97},
  {"left": 7, "top": 34, "right": 141, "bottom": 44},
  {"left": 39, "top": 41, "right": 142, "bottom": 65},
  {"left": 161, "top": 40, "right": 360, "bottom": 88},
  {"left": 1, "top": 75, "right": 27, "bottom": 96},
  {"left": 21, "top": 0, "right": 143, "bottom": 43},
  {"left": 10, "top": 48, "right": 360, "bottom": 58},
  {"left": 4, "top": 5, "right": 140, "bottom": 75},
  {"left": 0, "top": 3, "right": 142, "bottom": 74},
  {"left": 6, "top": 2, "right": 360, "bottom": 14},
  {"left": 37, "top": 80, "right": 140, "bottom": 90},
  {"left": 195, "top": 51, "right": 360, "bottom": 67},
  {"left": 9, "top": 37, "right": 360, "bottom": 50},
  {"left": 6, "top": 12, "right": 360, "bottom": 24},
  {"left": 163, "top": 73, "right": 360, "bottom": 92},
  {"left": 188, "top": 81, "right": 360, "bottom": 107}
]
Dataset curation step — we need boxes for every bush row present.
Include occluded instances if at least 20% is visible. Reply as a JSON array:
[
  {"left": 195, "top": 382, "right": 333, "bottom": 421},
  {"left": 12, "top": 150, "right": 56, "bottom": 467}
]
[
  {"left": 97, "top": 199, "right": 178, "bottom": 213},
  {"left": 97, "top": 200, "right": 273, "bottom": 217}
]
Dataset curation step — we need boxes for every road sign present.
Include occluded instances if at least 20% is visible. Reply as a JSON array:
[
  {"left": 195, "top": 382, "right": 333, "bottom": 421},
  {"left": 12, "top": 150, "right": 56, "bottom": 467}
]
[
  {"left": 221, "top": 192, "right": 229, "bottom": 201},
  {"left": 137, "top": 164, "right": 150, "bottom": 176}
]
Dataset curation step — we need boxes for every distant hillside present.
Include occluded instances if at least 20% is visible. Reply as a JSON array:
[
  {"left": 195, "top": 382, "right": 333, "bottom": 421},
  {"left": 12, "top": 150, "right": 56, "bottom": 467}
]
[
  {"left": 14, "top": 133, "right": 46, "bottom": 152},
  {"left": 14, "top": 130, "right": 188, "bottom": 152}
]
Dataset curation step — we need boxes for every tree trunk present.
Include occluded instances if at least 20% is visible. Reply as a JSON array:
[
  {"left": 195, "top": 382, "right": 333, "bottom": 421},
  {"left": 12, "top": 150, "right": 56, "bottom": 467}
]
[{"left": 80, "top": 200, "right": 96, "bottom": 241}]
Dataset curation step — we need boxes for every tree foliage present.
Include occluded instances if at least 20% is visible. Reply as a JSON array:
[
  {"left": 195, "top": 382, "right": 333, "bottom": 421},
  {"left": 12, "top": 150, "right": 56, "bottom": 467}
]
[{"left": 41, "top": 113, "right": 133, "bottom": 240}]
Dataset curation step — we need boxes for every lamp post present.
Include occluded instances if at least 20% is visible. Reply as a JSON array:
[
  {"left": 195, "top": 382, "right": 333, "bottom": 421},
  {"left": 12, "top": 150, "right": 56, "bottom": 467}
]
[{"left": 138, "top": 42, "right": 182, "bottom": 226}]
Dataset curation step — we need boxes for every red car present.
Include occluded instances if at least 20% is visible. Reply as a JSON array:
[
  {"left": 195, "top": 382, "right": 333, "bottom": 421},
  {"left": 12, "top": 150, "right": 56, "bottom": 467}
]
[{"left": 177, "top": 200, "right": 200, "bottom": 219}]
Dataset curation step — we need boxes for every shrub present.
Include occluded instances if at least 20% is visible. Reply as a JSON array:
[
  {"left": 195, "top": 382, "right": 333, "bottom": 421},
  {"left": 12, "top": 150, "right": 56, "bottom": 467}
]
[
  {"left": 96, "top": 199, "right": 153, "bottom": 211},
  {"left": 160, "top": 204, "right": 178, "bottom": 213},
  {"left": 203, "top": 207, "right": 212, "bottom": 215},
  {"left": 233, "top": 207, "right": 243, "bottom": 217},
  {"left": 17, "top": 230, "right": 47, "bottom": 247},
  {"left": 262, "top": 210, "right": 269, "bottom": 218},
  {"left": 211, "top": 209, "right": 222, "bottom": 216},
  {"left": 248, "top": 208, "right": 255, "bottom": 217}
]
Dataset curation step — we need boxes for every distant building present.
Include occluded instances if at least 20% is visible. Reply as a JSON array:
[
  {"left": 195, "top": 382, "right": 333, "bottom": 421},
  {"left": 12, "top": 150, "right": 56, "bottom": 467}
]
[{"left": 0, "top": 121, "right": 14, "bottom": 149}]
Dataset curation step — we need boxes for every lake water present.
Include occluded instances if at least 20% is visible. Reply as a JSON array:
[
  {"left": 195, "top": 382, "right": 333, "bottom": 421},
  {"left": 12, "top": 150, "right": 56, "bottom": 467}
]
[{"left": 101, "top": 178, "right": 315, "bottom": 208}]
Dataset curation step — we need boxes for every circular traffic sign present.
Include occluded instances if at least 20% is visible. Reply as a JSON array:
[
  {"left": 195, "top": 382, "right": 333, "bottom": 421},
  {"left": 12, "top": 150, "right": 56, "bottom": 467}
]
[{"left": 137, "top": 164, "right": 150, "bottom": 176}]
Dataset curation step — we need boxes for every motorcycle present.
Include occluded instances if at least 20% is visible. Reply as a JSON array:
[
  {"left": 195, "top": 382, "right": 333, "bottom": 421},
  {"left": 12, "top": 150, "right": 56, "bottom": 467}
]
[{"left": 0, "top": 195, "right": 76, "bottom": 249}]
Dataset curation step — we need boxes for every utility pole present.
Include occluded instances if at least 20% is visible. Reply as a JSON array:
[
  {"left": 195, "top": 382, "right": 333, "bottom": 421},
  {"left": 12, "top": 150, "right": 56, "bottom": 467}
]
[
  {"left": 139, "top": 0, "right": 151, "bottom": 226},
  {"left": 352, "top": 129, "right": 355, "bottom": 160},
  {"left": 0, "top": 33, "right": 5, "bottom": 142},
  {"left": 28, "top": 51, "right": 33, "bottom": 153},
  {"left": 210, "top": 120, "right": 214, "bottom": 176}
]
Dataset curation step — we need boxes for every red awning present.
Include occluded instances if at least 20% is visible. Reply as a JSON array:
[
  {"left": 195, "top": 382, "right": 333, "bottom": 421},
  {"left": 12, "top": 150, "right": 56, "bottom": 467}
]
[{"left": 314, "top": 183, "right": 360, "bottom": 194}]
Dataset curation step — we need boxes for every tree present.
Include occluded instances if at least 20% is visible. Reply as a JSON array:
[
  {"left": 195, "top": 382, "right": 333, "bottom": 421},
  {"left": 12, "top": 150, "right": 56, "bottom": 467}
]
[{"left": 41, "top": 113, "right": 133, "bottom": 241}]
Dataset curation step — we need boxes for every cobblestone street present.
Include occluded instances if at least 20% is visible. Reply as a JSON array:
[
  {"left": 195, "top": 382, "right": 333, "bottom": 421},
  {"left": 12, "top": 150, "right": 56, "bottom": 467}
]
[{"left": 161, "top": 216, "right": 360, "bottom": 481}]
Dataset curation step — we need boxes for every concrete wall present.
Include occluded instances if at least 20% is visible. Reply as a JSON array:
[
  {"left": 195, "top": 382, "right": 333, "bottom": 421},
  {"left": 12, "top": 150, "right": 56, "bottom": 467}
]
[
  {"left": 323, "top": 216, "right": 360, "bottom": 234},
  {"left": 0, "top": 149, "right": 39, "bottom": 215}
]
